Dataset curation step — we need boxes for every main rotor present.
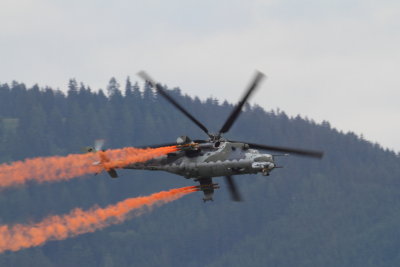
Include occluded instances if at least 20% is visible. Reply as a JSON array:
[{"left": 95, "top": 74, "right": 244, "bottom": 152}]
[
  {"left": 138, "top": 71, "right": 265, "bottom": 143},
  {"left": 138, "top": 70, "right": 323, "bottom": 201}
]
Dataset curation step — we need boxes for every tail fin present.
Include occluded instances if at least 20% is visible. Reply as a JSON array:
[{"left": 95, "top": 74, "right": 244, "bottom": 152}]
[{"left": 84, "top": 140, "right": 119, "bottom": 178}]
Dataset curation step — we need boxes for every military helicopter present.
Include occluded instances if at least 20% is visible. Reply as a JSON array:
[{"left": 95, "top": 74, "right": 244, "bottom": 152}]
[{"left": 93, "top": 71, "right": 323, "bottom": 202}]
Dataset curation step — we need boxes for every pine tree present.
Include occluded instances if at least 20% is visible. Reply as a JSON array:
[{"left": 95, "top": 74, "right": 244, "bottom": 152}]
[{"left": 107, "top": 77, "right": 121, "bottom": 97}]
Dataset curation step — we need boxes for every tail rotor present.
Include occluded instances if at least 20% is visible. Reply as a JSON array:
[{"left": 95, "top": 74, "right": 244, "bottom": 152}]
[{"left": 83, "top": 139, "right": 119, "bottom": 178}]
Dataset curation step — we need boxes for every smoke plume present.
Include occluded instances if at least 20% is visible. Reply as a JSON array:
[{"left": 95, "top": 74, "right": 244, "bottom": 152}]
[
  {"left": 0, "top": 186, "right": 197, "bottom": 253},
  {"left": 0, "top": 146, "right": 178, "bottom": 189}
]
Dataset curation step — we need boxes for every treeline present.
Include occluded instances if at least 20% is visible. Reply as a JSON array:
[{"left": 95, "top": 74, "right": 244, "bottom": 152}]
[
  {"left": 0, "top": 78, "right": 246, "bottom": 161},
  {"left": 0, "top": 79, "right": 399, "bottom": 266}
]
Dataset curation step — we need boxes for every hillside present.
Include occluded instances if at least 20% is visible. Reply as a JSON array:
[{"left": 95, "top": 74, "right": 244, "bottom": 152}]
[{"left": 0, "top": 79, "right": 399, "bottom": 267}]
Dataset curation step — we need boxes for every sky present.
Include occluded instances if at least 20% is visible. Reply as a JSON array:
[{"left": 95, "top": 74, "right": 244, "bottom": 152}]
[{"left": 1, "top": 0, "right": 399, "bottom": 152}]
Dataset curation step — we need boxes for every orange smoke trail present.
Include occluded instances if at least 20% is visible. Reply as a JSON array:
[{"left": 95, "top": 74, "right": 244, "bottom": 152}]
[
  {"left": 0, "top": 146, "right": 178, "bottom": 189},
  {"left": 0, "top": 186, "right": 197, "bottom": 253}
]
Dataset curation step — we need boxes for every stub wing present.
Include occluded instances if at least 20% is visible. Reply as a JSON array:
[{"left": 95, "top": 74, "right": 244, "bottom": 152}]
[{"left": 196, "top": 178, "right": 220, "bottom": 202}]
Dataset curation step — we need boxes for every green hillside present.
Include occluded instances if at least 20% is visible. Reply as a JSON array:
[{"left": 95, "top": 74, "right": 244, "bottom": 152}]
[{"left": 0, "top": 79, "right": 399, "bottom": 267}]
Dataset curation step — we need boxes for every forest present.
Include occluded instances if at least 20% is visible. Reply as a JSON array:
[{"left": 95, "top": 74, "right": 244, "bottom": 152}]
[{"left": 0, "top": 78, "right": 399, "bottom": 267}]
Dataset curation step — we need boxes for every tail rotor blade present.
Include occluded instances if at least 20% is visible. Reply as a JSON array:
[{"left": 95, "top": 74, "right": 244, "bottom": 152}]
[
  {"left": 94, "top": 139, "right": 105, "bottom": 151},
  {"left": 224, "top": 175, "right": 243, "bottom": 201}
]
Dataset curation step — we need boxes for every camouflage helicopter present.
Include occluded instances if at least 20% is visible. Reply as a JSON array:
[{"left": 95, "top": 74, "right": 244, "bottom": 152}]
[{"left": 91, "top": 71, "right": 323, "bottom": 202}]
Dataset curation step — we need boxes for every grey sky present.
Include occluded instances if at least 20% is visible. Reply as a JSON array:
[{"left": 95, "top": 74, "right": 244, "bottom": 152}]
[{"left": 1, "top": 0, "right": 399, "bottom": 152}]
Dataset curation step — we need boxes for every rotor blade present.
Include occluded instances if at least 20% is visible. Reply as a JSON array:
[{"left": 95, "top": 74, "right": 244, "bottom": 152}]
[
  {"left": 233, "top": 141, "right": 324, "bottom": 158},
  {"left": 192, "top": 139, "right": 208, "bottom": 144},
  {"left": 138, "top": 71, "right": 210, "bottom": 136},
  {"left": 94, "top": 139, "right": 105, "bottom": 151},
  {"left": 224, "top": 175, "right": 243, "bottom": 201},
  {"left": 219, "top": 71, "right": 266, "bottom": 134}
]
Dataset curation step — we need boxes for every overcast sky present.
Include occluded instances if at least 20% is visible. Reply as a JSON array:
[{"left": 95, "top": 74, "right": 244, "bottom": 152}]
[{"left": 1, "top": 0, "right": 399, "bottom": 152}]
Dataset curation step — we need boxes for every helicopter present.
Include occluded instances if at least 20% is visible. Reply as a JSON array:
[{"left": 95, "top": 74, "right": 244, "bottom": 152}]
[{"left": 91, "top": 71, "right": 323, "bottom": 202}]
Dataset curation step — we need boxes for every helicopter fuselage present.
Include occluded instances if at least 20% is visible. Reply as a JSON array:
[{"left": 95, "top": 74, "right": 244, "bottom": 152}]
[{"left": 124, "top": 141, "right": 276, "bottom": 179}]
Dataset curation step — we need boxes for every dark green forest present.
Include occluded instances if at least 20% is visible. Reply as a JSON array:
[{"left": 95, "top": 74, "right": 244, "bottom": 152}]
[{"left": 0, "top": 78, "right": 400, "bottom": 267}]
